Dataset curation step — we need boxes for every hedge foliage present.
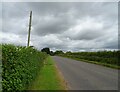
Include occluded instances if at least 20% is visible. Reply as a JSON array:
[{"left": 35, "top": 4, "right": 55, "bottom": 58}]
[
  {"left": 60, "top": 51, "right": 119, "bottom": 67},
  {"left": 2, "top": 44, "right": 48, "bottom": 91}
]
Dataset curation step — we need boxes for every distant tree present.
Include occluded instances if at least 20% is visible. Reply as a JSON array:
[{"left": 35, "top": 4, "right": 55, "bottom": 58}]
[
  {"left": 66, "top": 51, "right": 72, "bottom": 55},
  {"left": 54, "top": 50, "right": 64, "bottom": 55},
  {"left": 41, "top": 47, "right": 51, "bottom": 55},
  {"left": 50, "top": 51, "right": 54, "bottom": 56}
]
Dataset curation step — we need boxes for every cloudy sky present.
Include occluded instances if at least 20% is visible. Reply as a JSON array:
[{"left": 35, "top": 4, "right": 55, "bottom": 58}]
[{"left": 1, "top": 1, "right": 118, "bottom": 52}]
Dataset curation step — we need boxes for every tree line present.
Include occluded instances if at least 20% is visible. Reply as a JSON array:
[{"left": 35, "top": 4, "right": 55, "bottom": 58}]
[{"left": 41, "top": 47, "right": 64, "bottom": 56}]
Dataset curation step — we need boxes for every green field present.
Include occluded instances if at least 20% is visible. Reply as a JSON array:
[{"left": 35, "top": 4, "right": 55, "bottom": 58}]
[{"left": 28, "top": 56, "right": 67, "bottom": 90}]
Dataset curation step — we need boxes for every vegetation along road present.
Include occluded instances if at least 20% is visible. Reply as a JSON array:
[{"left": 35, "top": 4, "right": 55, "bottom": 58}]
[{"left": 52, "top": 56, "right": 118, "bottom": 90}]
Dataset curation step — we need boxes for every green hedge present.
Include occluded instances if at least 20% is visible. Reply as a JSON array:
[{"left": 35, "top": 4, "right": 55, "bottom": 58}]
[
  {"left": 2, "top": 44, "right": 48, "bottom": 91},
  {"left": 59, "top": 50, "right": 119, "bottom": 67}
]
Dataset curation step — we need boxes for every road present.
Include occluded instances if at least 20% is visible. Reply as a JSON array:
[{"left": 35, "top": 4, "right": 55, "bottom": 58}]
[{"left": 52, "top": 56, "right": 118, "bottom": 90}]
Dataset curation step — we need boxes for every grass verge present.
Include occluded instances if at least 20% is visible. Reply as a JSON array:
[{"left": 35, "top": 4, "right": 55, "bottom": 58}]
[
  {"left": 28, "top": 56, "right": 68, "bottom": 90},
  {"left": 60, "top": 56, "right": 120, "bottom": 69}
]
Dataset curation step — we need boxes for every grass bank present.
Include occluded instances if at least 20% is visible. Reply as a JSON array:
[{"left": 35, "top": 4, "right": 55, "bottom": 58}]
[{"left": 28, "top": 56, "right": 67, "bottom": 90}]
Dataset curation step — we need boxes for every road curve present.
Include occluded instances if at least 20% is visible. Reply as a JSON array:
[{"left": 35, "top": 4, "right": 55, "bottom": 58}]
[{"left": 52, "top": 56, "right": 118, "bottom": 90}]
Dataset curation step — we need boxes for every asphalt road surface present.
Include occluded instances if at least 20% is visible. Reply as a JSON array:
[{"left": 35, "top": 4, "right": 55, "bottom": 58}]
[{"left": 52, "top": 56, "right": 118, "bottom": 90}]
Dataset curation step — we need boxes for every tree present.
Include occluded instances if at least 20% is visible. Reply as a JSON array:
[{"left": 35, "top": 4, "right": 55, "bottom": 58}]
[
  {"left": 50, "top": 51, "right": 54, "bottom": 56},
  {"left": 41, "top": 47, "right": 51, "bottom": 55},
  {"left": 54, "top": 50, "right": 64, "bottom": 55},
  {"left": 66, "top": 51, "right": 72, "bottom": 55}
]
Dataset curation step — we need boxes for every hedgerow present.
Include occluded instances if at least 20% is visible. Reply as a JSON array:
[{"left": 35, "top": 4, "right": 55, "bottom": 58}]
[
  {"left": 59, "top": 50, "right": 119, "bottom": 68},
  {"left": 2, "top": 44, "right": 48, "bottom": 91}
]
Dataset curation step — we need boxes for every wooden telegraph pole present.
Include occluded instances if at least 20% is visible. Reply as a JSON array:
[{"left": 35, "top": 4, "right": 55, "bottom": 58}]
[{"left": 27, "top": 11, "right": 32, "bottom": 47}]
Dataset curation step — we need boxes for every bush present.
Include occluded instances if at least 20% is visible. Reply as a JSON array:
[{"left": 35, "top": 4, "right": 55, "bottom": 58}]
[{"left": 2, "top": 44, "right": 48, "bottom": 91}]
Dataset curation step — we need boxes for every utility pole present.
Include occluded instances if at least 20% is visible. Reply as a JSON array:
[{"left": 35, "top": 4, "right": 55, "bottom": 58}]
[{"left": 27, "top": 11, "right": 32, "bottom": 47}]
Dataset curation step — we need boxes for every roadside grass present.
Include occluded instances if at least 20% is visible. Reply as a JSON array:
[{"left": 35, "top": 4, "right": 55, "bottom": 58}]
[
  {"left": 60, "top": 56, "right": 120, "bottom": 69},
  {"left": 28, "top": 56, "right": 67, "bottom": 90}
]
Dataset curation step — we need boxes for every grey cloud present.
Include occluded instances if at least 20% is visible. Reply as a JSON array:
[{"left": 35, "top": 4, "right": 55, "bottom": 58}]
[
  {"left": 26, "top": 2, "right": 76, "bottom": 16},
  {"left": 32, "top": 15, "right": 75, "bottom": 35},
  {"left": 103, "top": 38, "right": 118, "bottom": 49},
  {"left": 3, "top": 18, "right": 28, "bottom": 35},
  {"left": 3, "top": 2, "right": 28, "bottom": 19},
  {"left": 75, "top": 29, "right": 103, "bottom": 40},
  {"left": 64, "top": 29, "right": 104, "bottom": 40},
  {"left": 2, "top": 2, "right": 30, "bottom": 34},
  {"left": 1, "top": 2, "right": 118, "bottom": 51},
  {"left": 104, "top": 43, "right": 118, "bottom": 49}
]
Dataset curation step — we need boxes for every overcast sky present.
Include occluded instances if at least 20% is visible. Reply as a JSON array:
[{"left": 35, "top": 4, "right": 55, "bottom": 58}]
[{"left": 1, "top": 2, "right": 118, "bottom": 52}]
